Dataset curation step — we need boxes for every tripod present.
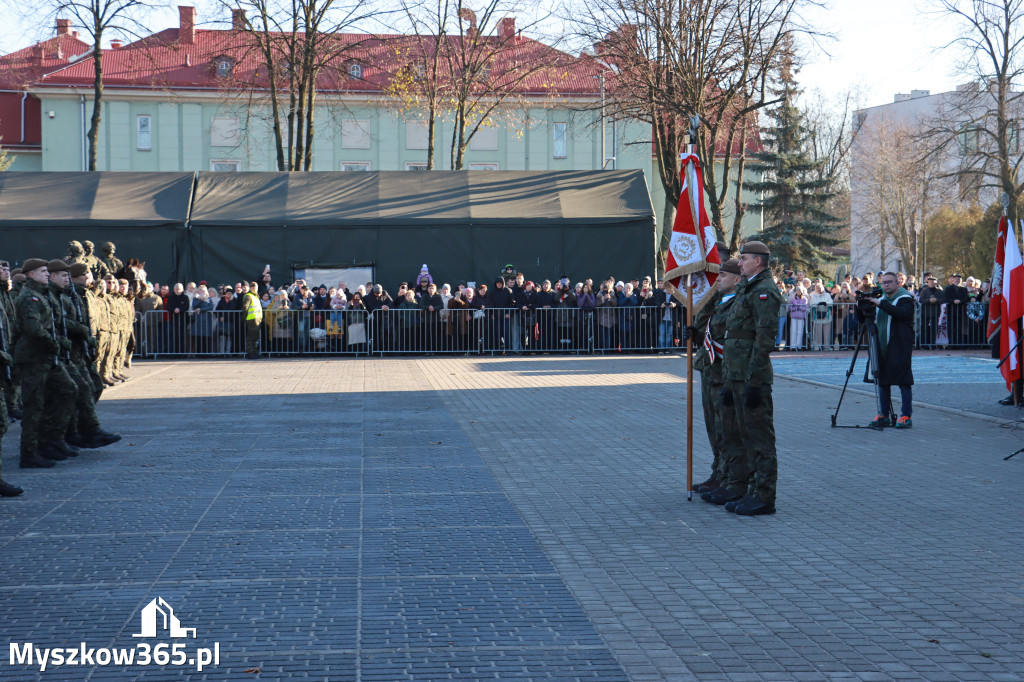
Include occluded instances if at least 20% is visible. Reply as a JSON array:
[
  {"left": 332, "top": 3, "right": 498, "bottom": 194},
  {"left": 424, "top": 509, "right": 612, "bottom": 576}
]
[{"left": 831, "top": 317, "right": 896, "bottom": 429}]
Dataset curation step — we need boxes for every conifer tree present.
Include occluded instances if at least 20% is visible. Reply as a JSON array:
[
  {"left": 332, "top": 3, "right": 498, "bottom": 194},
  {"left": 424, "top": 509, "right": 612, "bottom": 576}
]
[{"left": 747, "top": 66, "right": 843, "bottom": 270}]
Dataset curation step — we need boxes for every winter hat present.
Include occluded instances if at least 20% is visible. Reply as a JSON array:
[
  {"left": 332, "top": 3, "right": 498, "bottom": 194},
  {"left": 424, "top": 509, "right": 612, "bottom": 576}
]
[{"left": 416, "top": 264, "right": 433, "bottom": 286}]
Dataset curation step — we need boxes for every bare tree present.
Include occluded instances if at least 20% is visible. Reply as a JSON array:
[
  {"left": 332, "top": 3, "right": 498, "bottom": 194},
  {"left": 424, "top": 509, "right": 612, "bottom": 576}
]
[
  {"left": 853, "top": 115, "right": 950, "bottom": 277},
  {"left": 926, "top": 0, "right": 1024, "bottom": 221},
  {"left": 29, "top": 0, "right": 155, "bottom": 170},
  {"left": 574, "top": 0, "right": 822, "bottom": 266},
  {"left": 230, "top": 0, "right": 379, "bottom": 170}
]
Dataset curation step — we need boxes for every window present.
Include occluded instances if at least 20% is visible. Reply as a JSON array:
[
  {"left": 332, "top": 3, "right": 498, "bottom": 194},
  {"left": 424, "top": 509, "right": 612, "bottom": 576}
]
[
  {"left": 211, "top": 160, "right": 241, "bottom": 172},
  {"left": 553, "top": 122, "right": 567, "bottom": 158},
  {"left": 405, "top": 162, "right": 428, "bottom": 171},
  {"left": 341, "top": 119, "right": 371, "bottom": 149},
  {"left": 210, "top": 116, "right": 240, "bottom": 147},
  {"left": 958, "top": 122, "right": 980, "bottom": 154},
  {"left": 470, "top": 125, "right": 498, "bottom": 151},
  {"left": 405, "top": 121, "right": 429, "bottom": 150},
  {"left": 215, "top": 58, "right": 233, "bottom": 78},
  {"left": 341, "top": 162, "right": 371, "bottom": 171},
  {"left": 413, "top": 62, "right": 426, "bottom": 81},
  {"left": 137, "top": 115, "right": 152, "bottom": 151},
  {"left": 348, "top": 62, "right": 363, "bottom": 79},
  {"left": 468, "top": 162, "right": 499, "bottom": 171}
]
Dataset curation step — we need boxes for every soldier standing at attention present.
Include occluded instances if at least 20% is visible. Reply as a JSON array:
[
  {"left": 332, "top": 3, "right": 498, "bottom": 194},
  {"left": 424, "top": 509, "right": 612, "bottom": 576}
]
[
  {"left": 689, "top": 259, "right": 751, "bottom": 505},
  {"left": 82, "top": 241, "right": 110, "bottom": 282},
  {"left": 0, "top": 260, "right": 21, "bottom": 421},
  {"left": 101, "top": 242, "right": 123, "bottom": 277},
  {"left": 721, "top": 241, "right": 784, "bottom": 516},
  {"left": 63, "top": 241, "right": 87, "bottom": 266},
  {"left": 14, "top": 259, "right": 79, "bottom": 468},
  {"left": 0, "top": 282, "right": 22, "bottom": 496},
  {"left": 70, "top": 264, "right": 105, "bottom": 401}
]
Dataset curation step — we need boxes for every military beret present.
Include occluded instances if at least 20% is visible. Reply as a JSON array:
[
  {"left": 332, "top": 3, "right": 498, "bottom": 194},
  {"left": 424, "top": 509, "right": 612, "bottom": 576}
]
[
  {"left": 12, "top": 273, "right": 25, "bottom": 283},
  {"left": 21, "top": 258, "right": 49, "bottom": 273},
  {"left": 47, "top": 259, "right": 70, "bottom": 273},
  {"left": 720, "top": 258, "right": 742, "bottom": 275},
  {"left": 11, "top": 268, "right": 21, "bottom": 275},
  {"left": 740, "top": 240, "right": 770, "bottom": 256},
  {"left": 69, "top": 262, "right": 89, "bottom": 277}
]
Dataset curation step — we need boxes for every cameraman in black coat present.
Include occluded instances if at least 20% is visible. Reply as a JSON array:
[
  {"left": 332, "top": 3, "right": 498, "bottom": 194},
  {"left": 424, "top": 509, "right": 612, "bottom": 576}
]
[{"left": 865, "top": 272, "right": 916, "bottom": 429}]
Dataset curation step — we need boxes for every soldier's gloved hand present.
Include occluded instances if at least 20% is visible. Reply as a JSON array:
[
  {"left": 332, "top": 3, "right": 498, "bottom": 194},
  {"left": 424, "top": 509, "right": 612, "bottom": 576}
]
[
  {"left": 744, "top": 384, "right": 762, "bottom": 409},
  {"left": 721, "top": 386, "right": 734, "bottom": 407},
  {"left": 58, "top": 338, "right": 73, "bottom": 352},
  {"left": 0, "top": 351, "right": 12, "bottom": 366},
  {"left": 680, "top": 325, "right": 697, "bottom": 343}
]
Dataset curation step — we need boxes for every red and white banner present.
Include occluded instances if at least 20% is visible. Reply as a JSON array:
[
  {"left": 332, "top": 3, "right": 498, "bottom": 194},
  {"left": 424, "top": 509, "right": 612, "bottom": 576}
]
[
  {"left": 999, "top": 220, "right": 1024, "bottom": 390},
  {"left": 986, "top": 216, "right": 1007, "bottom": 344},
  {"left": 665, "top": 153, "right": 720, "bottom": 312}
]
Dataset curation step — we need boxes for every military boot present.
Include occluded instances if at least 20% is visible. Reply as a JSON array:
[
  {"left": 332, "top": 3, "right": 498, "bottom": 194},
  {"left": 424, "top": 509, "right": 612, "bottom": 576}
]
[
  {"left": 38, "top": 440, "right": 72, "bottom": 461},
  {"left": 0, "top": 478, "right": 24, "bottom": 497},
  {"left": 706, "top": 487, "right": 744, "bottom": 505},
  {"left": 694, "top": 478, "right": 720, "bottom": 494},
  {"left": 83, "top": 429, "right": 122, "bottom": 448},
  {"left": 20, "top": 452, "right": 56, "bottom": 468},
  {"left": 734, "top": 495, "right": 776, "bottom": 516}
]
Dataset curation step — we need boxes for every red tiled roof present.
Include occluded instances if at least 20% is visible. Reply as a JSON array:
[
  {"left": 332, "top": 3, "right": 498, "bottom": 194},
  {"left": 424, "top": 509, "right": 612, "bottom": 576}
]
[
  {"left": 0, "top": 33, "right": 91, "bottom": 148},
  {"left": 33, "top": 26, "right": 604, "bottom": 96}
]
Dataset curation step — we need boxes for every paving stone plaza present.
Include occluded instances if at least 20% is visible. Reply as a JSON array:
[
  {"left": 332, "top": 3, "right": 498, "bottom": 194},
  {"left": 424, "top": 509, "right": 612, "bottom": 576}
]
[{"left": 0, "top": 353, "right": 1021, "bottom": 681}]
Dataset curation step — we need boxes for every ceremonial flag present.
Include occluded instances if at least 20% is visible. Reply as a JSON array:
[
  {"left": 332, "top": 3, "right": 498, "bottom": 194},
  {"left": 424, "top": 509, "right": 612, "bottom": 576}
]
[
  {"left": 986, "top": 216, "right": 1007, "bottom": 344},
  {"left": 999, "top": 220, "right": 1024, "bottom": 390},
  {"left": 665, "top": 153, "right": 720, "bottom": 312}
]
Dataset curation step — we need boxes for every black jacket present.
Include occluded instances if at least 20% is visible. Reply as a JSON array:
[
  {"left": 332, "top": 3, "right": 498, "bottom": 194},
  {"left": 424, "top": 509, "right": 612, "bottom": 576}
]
[
  {"left": 875, "top": 296, "right": 915, "bottom": 386},
  {"left": 488, "top": 284, "right": 515, "bottom": 309}
]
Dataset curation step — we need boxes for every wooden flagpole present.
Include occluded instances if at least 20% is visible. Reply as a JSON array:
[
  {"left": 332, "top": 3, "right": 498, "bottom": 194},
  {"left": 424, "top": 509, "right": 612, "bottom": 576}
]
[{"left": 686, "top": 273, "right": 694, "bottom": 501}]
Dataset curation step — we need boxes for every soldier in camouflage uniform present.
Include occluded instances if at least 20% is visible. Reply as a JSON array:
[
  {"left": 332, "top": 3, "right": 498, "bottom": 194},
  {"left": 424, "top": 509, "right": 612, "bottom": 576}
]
[
  {"left": 688, "top": 259, "right": 751, "bottom": 505},
  {"left": 70, "top": 264, "right": 105, "bottom": 401},
  {"left": 0, "top": 260, "right": 21, "bottom": 421},
  {"left": 63, "top": 241, "right": 87, "bottom": 266},
  {"left": 101, "top": 242, "right": 123, "bottom": 278},
  {"left": 97, "top": 275, "right": 117, "bottom": 385},
  {"left": 13, "top": 259, "right": 78, "bottom": 468},
  {"left": 49, "top": 261, "right": 121, "bottom": 450},
  {"left": 0, "top": 281, "right": 23, "bottom": 496},
  {"left": 111, "top": 279, "right": 133, "bottom": 380},
  {"left": 721, "top": 241, "right": 784, "bottom": 516},
  {"left": 82, "top": 241, "right": 111, "bottom": 283}
]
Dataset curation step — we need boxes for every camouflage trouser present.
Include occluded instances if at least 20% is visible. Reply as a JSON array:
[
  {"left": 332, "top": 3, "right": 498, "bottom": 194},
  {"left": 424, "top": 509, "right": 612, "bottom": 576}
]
[
  {"left": 58, "top": 360, "right": 101, "bottom": 438},
  {"left": 97, "top": 330, "right": 112, "bottom": 379},
  {"left": 112, "top": 330, "right": 126, "bottom": 374},
  {"left": 729, "top": 380, "right": 777, "bottom": 504},
  {"left": 712, "top": 382, "right": 749, "bottom": 495},
  {"left": 0, "top": 386, "right": 7, "bottom": 476},
  {"left": 15, "top": 361, "right": 77, "bottom": 458},
  {"left": 700, "top": 374, "right": 723, "bottom": 480}
]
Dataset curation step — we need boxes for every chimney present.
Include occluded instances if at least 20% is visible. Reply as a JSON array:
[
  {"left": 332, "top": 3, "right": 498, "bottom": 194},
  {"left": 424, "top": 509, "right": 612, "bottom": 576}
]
[
  {"left": 32, "top": 43, "right": 44, "bottom": 63},
  {"left": 232, "top": 9, "right": 246, "bottom": 30},
  {"left": 893, "top": 93, "right": 911, "bottom": 103},
  {"left": 179, "top": 5, "right": 196, "bottom": 45},
  {"left": 498, "top": 17, "right": 515, "bottom": 42},
  {"left": 910, "top": 89, "right": 930, "bottom": 99},
  {"left": 56, "top": 18, "right": 72, "bottom": 35},
  {"left": 111, "top": 39, "right": 123, "bottom": 49}
]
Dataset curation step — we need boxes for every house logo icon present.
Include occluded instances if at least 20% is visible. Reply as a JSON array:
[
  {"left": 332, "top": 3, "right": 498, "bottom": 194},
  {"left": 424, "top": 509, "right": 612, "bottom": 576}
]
[{"left": 132, "top": 597, "right": 197, "bottom": 638}]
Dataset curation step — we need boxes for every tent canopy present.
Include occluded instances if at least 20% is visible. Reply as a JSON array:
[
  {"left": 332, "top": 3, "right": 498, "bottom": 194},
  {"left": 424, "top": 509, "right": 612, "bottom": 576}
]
[
  {"left": 0, "top": 170, "right": 656, "bottom": 289},
  {"left": 188, "top": 170, "right": 653, "bottom": 228}
]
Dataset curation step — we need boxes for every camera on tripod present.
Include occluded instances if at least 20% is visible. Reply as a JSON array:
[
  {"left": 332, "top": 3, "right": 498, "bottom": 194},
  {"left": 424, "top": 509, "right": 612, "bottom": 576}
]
[{"left": 854, "top": 287, "right": 884, "bottom": 319}]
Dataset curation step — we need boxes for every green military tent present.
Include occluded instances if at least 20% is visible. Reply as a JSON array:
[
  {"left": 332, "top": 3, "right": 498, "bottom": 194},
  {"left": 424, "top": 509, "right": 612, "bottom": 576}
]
[{"left": 0, "top": 170, "right": 656, "bottom": 289}]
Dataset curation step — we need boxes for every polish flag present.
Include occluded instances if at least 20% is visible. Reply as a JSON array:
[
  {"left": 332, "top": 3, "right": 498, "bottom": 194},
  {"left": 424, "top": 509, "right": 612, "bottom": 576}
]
[
  {"left": 999, "top": 220, "right": 1024, "bottom": 390},
  {"left": 986, "top": 216, "right": 1006, "bottom": 344},
  {"left": 664, "top": 153, "right": 720, "bottom": 313}
]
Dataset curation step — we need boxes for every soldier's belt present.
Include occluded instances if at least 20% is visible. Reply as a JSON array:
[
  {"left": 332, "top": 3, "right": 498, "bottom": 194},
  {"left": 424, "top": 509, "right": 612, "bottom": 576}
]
[{"left": 725, "top": 330, "right": 756, "bottom": 340}]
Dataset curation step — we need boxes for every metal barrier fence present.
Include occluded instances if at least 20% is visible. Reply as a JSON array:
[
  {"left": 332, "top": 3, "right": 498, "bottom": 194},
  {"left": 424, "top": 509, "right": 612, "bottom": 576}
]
[{"left": 130, "top": 301, "right": 994, "bottom": 359}]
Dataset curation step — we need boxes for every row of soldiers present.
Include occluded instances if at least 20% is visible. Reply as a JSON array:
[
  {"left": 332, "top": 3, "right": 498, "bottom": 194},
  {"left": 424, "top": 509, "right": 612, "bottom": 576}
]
[
  {"left": 0, "top": 257, "right": 129, "bottom": 498},
  {"left": 64, "top": 239, "right": 124, "bottom": 284},
  {"left": 684, "top": 240, "right": 784, "bottom": 517}
]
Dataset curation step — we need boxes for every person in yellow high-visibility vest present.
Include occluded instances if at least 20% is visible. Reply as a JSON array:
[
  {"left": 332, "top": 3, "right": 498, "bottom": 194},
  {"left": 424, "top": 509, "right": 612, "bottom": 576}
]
[{"left": 243, "top": 281, "right": 263, "bottom": 359}]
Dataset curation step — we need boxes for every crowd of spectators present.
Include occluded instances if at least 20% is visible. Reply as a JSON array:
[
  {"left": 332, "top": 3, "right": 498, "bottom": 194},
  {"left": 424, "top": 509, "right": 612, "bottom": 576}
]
[
  {"left": 773, "top": 268, "right": 993, "bottom": 350},
  {"left": 129, "top": 263, "right": 995, "bottom": 356}
]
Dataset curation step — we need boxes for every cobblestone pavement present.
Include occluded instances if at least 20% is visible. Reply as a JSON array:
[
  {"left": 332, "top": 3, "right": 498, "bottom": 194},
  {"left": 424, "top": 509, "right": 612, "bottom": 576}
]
[{"left": 0, "top": 355, "right": 1021, "bottom": 681}]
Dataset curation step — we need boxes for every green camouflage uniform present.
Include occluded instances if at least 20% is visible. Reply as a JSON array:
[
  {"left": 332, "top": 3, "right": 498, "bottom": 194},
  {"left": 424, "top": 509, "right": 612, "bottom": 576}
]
[
  {"left": 0, "top": 282, "right": 18, "bottom": 417},
  {"left": 48, "top": 283, "right": 100, "bottom": 441},
  {"left": 722, "top": 269, "right": 784, "bottom": 504},
  {"left": 0, "top": 303, "right": 12, "bottom": 475},
  {"left": 694, "top": 289, "right": 746, "bottom": 489},
  {"left": 73, "top": 282, "right": 104, "bottom": 400},
  {"left": 14, "top": 280, "right": 77, "bottom": 460}
]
